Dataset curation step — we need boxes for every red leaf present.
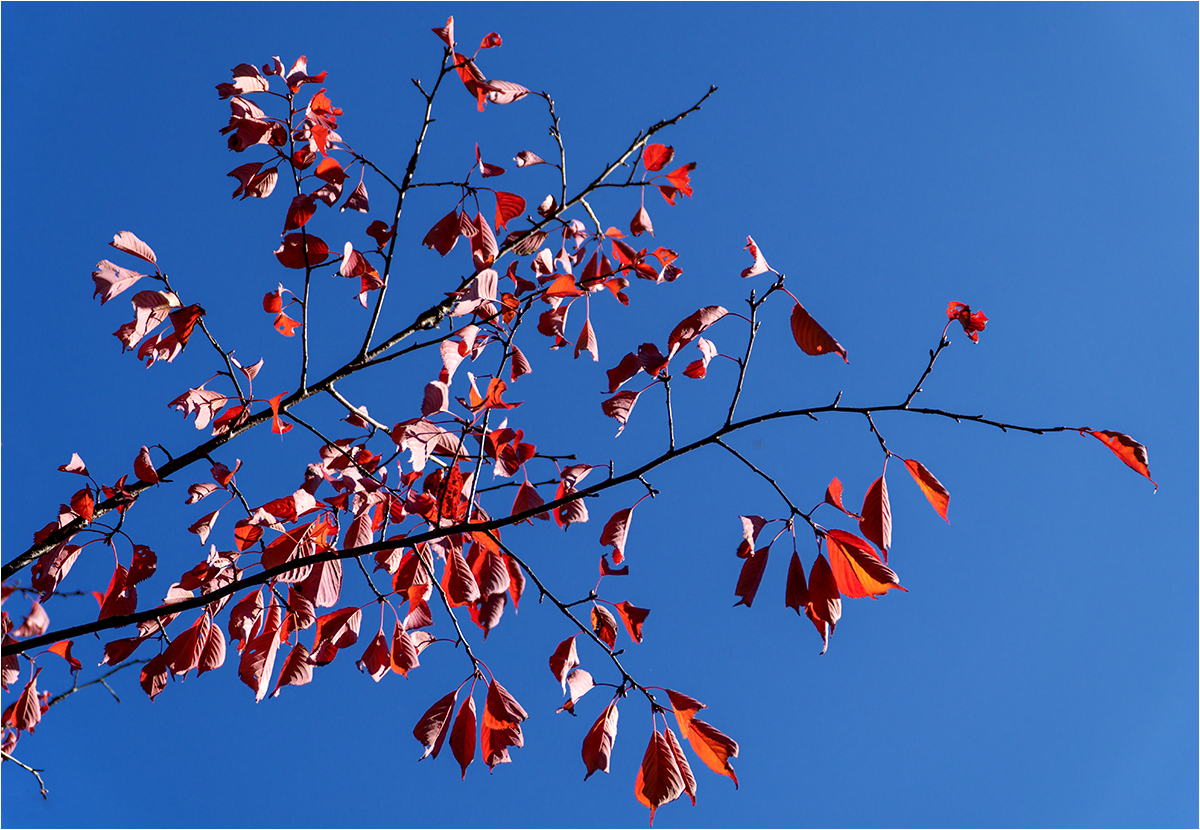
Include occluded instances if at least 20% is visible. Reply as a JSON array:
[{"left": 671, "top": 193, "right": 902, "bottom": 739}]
[
  {"left": 134, "top": 446, "right": 159, "bottom": 484},
  {"left": 630, "top": 206, "right": 654, "bottom": 237},
  {"left": 314, "top": 157, "right": 345, "bottom": 185},
  {"left": 790, "top": 302, "right": 848, "bottom": 362},
  {"left": 824, "top": 477, "right": 858, "bottom": 518},
  {"left": 197, "top": 623, "right": 226, "bottom": 675},
  {"left": 442, "top": 545, "right": 481, "bottom": 607},
  {"left": 187, "top": 510, "right": 220, "bottom": 545},
  {"left": 140, "top": 654, "right": 169, "bottom": 701},
  {"left": 805, "top": 553, "right": 842, "bottom": 654},
  {"left": 227, "top": 589, "right": 263, "bottom": 651},
  {"left": 591, "top": 604, "right": 618, "bottom": 649},
  {"left": 549, "top": 635, "right": 580, "bottom": 692},
  {"left": 601, "top": 390, "right": 641, "bottom": 437},
  {"left": 421, "top": 209, "right": 462, "bottom": 257},
  {"left": 470, "top": 212, "right": 498, "bottom": 270},
  {"left": 274, "top": 233, "right": 329, "bottom": 269},
  {"left": 825, "top": 529, "right": 907, "bottom": 599},
  {"left": 600, "top": 507, "right": 633, "bottom": 563},
  {"left": 903, "top": 458, "right": 951, "bottom": 522},
  {"left": 785, "top": 552, "right": 810, "bottom": 614},
  {"left": 268, "top": 391, "right": 292, "bottom": 435},
  {"left": 97, "top": 563, "right": 137, "bottom": 621},
  {"left": 506, "top": 555, "right": 526, "bottom": 610},
  {"left": 270, "top": 643, "right": 314, "bottom": 697},
  {"left": 70, "top": 488, "right": 94, "bottom": 522},
  {"left": 858, "top": 474, "right": 892, "bottom": 560},
  {"left": 1087, "top": 430, "right": 1157, "bottom": 490},
  {"left": 664, "top": 725, "right": 698, "bottom": 805},
  {"left": 635, "top": 730, "right": 686, "bottom": 825},
  {"left": 483, "top": 680, "right": 528, "bottom": 730},
  {"left": 163, "top": 614, "right": 210, "bottom": 676},
  {"left": 606, "top": 352, "right": 644, "bottom": 393},
  {"left": 414, "top": 689, "right": 459, "bottom": 760},
  {"left": 614, "top": 601, "right": 650, "bottom": 643},
  {"left": 493, "top": 191, "right": 525, "bottom": 231},
  {"left": 741, "top": 236, "right": 772, "bottom": 278},
  {"left": 283, "top": 193, "right": 317, "bottom": 231},
  {"left": 664, "top": 162, "right": 697, "bottom": 197},
  {"left": 274, "top": 312, "right": 301, "bottom": 337},
  {"left": 511, "top": 481, "right": 549, "bottom": 523},
  {"left": 574, "top": 317, "right": 598, "bottom": 362},
  {"left": 310, "top": 606, "right": 362, "bottom": 665},
  {"left": 340, "top": 179, "right": 369, "bottom": 214},
  {"left": 685, "top": 717, "right": 739, "bottom": 789},
  {"left": 356, "top": 630, "right": 390, "bottom": 682},
  {"left": 946, "top": 301, "right": 988, "bottom": 343},
  {"left": 601, "top": 557, "right": 629, "bottom": 577},
  {"left": 431, "top": 16, "right": 455, "bottom": 48},
  {"left": 509, "top": 344, "right": 532, "bottom": 381},
  {"left": 642, "top": 144, "right": 675, "bottom": 172},
  {"left": 47, "top": 640, "right": 81, "bottom": 674},
  {"left": 450, "top": 695, "right": 477, "bottom": 779},
  {"left": 390, "top": 623, "right": 420, "bottom": 677},
  {"left": 682, "top": 337, "right": 718, "bottom": 379},
  {"left": 667, "top": 305, "right": 727, "bottom": 357},
  {"left": 582, "top": 702, "right": 619, "bottom": 779},
  {"left": 733, "top": 545, "right": 771, "bottom": 608},
  {"left": 238, "top": 599, "right": 282, "bottom": 701}
]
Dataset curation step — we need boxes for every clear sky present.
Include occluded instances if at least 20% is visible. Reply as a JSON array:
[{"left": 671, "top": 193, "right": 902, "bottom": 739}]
[{"left": 2, "top": 3, "right": 1196, "bottom": 827}]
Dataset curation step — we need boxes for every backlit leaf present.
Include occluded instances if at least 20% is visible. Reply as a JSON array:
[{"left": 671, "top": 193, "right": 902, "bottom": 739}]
[
  {"left": 825, "top": 529, "right": 906, "bottom": 599},
  {"left": 414, "top": 689, "right": 458, "bottom": 760},
  {"left": 858, "top": 474, "right": 892, "bottom": 560},
  {"left": 635, "top": 730, "right": 685, "bottom": 825},
  {"left": 614, "top": 601, "right": 650, "bottom": 643},
  {"left": 685, "top": 717, "right": 739, "bottom": 789},
  {"left": 1087, "top": 430, "right": 1157, "bottom": 490},
  {"left": 903, "top": 458, "right": 950, "bottom": 522},
  {"left": 549, "top": 635, "right": 580, "bottom": 692},
  {"left": 450, "top": 695, "right": 477, "bottom": 779},
  {"left": 790, "top": 302, "right": 848, "bottom": 362},
  {"left": 582, "top": 703, "right": 619, "bottom": 779}
]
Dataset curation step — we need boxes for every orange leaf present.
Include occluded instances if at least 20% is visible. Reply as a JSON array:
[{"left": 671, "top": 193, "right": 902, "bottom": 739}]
[
  {"left": 685, "top": 717, "right": 739, "bottom": 789},
  {"left": 825, "top": 529, "right": 907, "bottom": 599},
  {"left": 1087, "top": 430, "right": 1157, "bottom": 490},
  {"left": 665, "top": 688, "right": 707, "bottom": 738},
  {"left": 791, "top": 302, "right": 848, "bottom": 362},
  {"left": 903, "top": 458, "right": 950, "bottom": 522}
]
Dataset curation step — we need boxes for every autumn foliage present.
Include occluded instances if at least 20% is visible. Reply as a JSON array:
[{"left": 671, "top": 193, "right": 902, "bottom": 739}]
[{"left": 0, "top": 16, "right": 1155, "bottom": 820}]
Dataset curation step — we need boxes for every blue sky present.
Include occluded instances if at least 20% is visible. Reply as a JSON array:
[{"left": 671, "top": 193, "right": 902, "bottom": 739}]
[{"left": 2, "top": 3, "right": 1196, "bottom": 827}]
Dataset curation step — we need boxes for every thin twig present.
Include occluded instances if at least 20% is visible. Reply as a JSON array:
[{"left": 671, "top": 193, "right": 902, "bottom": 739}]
[
  {"left": 904, "top": 333, "right": 952, "bottom": 408},
  {"left": 1, "top": 751, "right": 48, "bottom": 798}
]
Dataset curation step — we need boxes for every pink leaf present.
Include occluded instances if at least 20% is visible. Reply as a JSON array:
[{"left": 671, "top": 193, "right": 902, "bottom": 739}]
[{"left": 740, "top": 236, "right": 772, "bottom": 278}]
